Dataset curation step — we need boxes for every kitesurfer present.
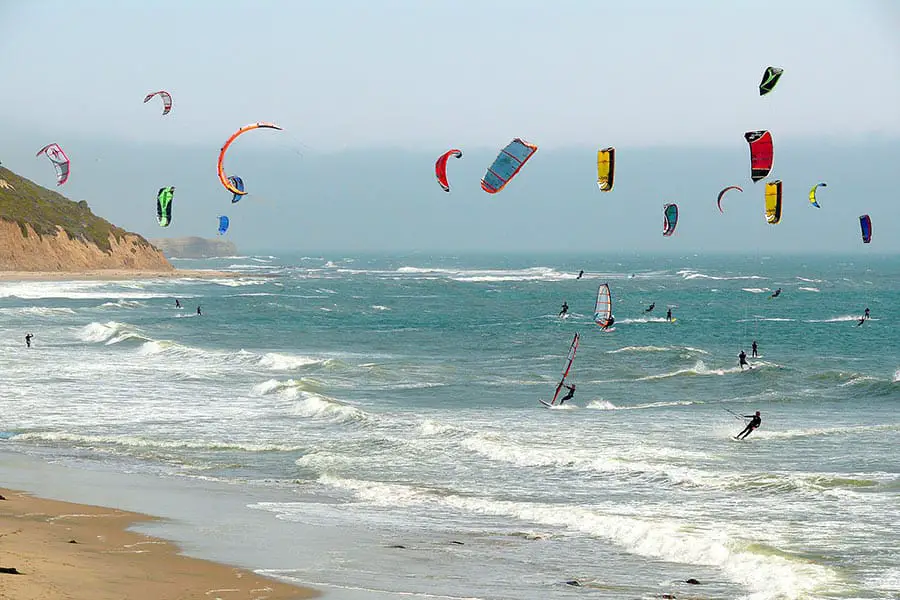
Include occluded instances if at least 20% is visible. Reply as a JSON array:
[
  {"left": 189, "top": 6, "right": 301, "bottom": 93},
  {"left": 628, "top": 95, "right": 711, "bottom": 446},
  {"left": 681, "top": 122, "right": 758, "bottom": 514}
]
[
  {"left": 645, "top": 302, "right": 655, "bottom": 313},
  {"left": 751, "top": 341, "right": 758, "bottom": 358},
  {"left": 25, "top": 333, "right": 33, "bottom": 348},
  {"left": 864, "top": 308, "right": 870, "bottom": 320},
  {"left": 856, "top": 316, "right": 866, "bottom": 327},
  {"left": 175, "top": 299, "right": 181, "bottom": 309},
  {"left": 666, "top": 308, "right": 673, "bottom": 322},
  {"left": 770, "top": 288, "right": 782, "bottom": 299},
  {"left": 736, "top": 411, "right": 762, "bottom": 440},
  {"left": 559, "top": 302, "right": 569, "bottom": 317},
  {"left": 576, "top": 270, "right": 584, "bottom": 280},
  {"left": 738, "top": 350, "right": 749, "bottom": 370},
  {"left": 559, "top": 383, "right": 576, "bottom": 405},
  {"left": 196, "top": 305, "right": 202, "bottom": 316}
]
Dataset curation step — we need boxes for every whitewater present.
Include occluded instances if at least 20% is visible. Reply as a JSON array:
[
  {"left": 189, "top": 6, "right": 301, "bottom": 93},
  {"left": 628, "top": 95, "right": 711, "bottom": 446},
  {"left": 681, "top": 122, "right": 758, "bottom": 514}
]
[{"left": 1, "top": 253, "right": 898, "bottom": 600}]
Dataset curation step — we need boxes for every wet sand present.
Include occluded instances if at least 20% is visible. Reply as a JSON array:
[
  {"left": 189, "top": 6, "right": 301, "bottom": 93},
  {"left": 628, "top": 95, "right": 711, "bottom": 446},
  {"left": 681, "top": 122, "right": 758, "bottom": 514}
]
[{"left": 0, "top": 488, "right": 317, "bottom": 600}]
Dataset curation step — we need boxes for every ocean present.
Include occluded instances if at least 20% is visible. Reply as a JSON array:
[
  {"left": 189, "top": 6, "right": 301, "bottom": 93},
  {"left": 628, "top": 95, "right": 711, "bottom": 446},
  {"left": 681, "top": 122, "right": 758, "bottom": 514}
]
[{"left": 1, "top": 253, "right": 898, "bottom": 600}]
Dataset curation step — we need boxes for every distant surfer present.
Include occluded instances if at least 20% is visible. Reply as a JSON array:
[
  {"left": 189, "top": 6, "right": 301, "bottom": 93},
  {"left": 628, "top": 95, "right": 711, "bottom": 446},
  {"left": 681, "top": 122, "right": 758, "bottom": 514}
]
[
  {"left": 738, "top": 350, "right": 749, "bottom": 370},
  {"left": 175, "top": 298, "right": 181, "bottom": 309},
  {"left": 666, "top": 307, "right": 673, "bottom": 322},
  {"left": 645, "top": 302, "right": 655, "bottom": 313},
  {"left": 558, "top": 383, "right": 575, "bottom": 405},
  {"left": 559, "top": 301, "right": 569, "bottom": 317},
  {"left": 770, "top": 288, "right": 782, "bottom": 299},
  {"left": 751, "top": 341, "right": 758, "bottom": 358},
  {"left": 576, "top": 270, "right": 584, "bottom": 280},
  {"left": 856, "top": 316, "right": 866, "bottom": 327},
  {"left": 196, "top": 305, "right": 202, "bottom": 316},
  {"left": 735, "top": 411, "right": 762, "bottom": 440},
  {"left": 864, "top": 307, "right": 870, "bottom": 320},
  {"left": 25, "top": 333, "right": 33, "bottom": 348}
]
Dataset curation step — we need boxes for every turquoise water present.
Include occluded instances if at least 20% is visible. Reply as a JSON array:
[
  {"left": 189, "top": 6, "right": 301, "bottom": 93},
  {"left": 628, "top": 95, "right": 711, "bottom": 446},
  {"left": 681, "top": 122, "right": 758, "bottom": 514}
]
[{"left": 1, "top": 253, "right": 898, "bottom": 599}]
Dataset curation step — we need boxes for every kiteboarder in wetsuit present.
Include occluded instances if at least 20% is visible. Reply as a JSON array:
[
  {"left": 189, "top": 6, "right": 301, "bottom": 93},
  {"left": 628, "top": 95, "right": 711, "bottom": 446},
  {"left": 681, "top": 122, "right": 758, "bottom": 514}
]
[
  {"left": 770, "top": 288, "right": 782, "bottom": 299},
  {"left": 576, "top": 270, "right": 584, "bottom": 280},
  {"left": 645, "top": 302, "right": 655, "bottom": 313},
  {"left": 175, "top": 299, "right": 181, "bottom": 308},
  {"left": 856, "top": 316, "right": 866, "bottom": 327},
  {"left": 864, "top": 307, "right": 870, "bottom": 320},
  {"left": 666, "top": 308, "right": 673, "bottom": 322},
  {"left": 751, "top": 341, "right": 758, "bottom": 358},
  {"left": 196, "top": 305, "right": 202, "bottom": 316},
  {"left": 736, "top": 411, "right": 762, "bottom": 439},
  {"left": 25, "top": 333, "right": 33, "bottom": 348},
  {"left": 559, "top": 302, "right": 569, "bottom": 317},
  {"left": 559, "top": 383, "right": 575, "bottom": 405},
  {"left": 738, "top": 350, "right": 749, "bottom": 370}
]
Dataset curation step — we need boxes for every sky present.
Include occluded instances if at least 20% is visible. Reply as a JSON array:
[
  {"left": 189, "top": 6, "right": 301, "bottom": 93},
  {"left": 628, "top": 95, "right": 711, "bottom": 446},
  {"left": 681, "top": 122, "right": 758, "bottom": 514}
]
[{"left": 1, "top": 1, "right": 899, "bottom": 253}]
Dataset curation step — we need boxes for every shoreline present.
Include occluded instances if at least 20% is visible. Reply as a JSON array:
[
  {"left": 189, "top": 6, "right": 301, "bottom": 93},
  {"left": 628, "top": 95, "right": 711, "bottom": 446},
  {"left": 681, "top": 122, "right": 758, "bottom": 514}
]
[
  {"left": 0, "top": 486, "right": 319, "bottom": 600},
  {"left": 0, "top": 268, "right": 246, "bottom": 281}
]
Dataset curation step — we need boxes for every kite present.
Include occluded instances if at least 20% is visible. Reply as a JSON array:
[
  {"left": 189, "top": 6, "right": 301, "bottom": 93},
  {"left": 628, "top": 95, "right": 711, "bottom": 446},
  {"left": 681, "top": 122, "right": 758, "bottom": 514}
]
[
  {"left": 765, "top": 180, "right": 782, "bottom": 224},
  {"left": 143, "top": 90, "right": 173, "bottom": 115},
  {"left": 809, "top": 182, "right": 826, "bottom": 208},
  {"left": 717, "top": 185, "right": 743, "bottom": 213},
  {"left": 481, "top": 138, "right": 538, "bottom": 194},
  {"left": 597, "top": 147, "right": 615, "bottom": 192},
  {"left": 663, "top": 203, "right": 678, "bottom": 236},
  {"left": 759, "top": 67, "right": 784, "bottom": 96},
  {"left": 217, "top": 122, "right": 283, "bottom": 197},
  {"left": 228, "top": 176, "right": 245, "bottom": 203},
  {"left": 217, "top": 215, "right": 230, "bottom": 236},
  {"left": 859, "top": 214, "right": 872, "bottom": 244},
  {"left": 156, "top": 187, "right": 174, "bottom": 227},
  {"left": 745, "top": 131, "right": 774, "bottom": 182},
  {"left": 435, "top": 149, "right": 462, "bottom": 192},
  {"left": 36, "top": 143, "right": 70, "bottom": 186}
]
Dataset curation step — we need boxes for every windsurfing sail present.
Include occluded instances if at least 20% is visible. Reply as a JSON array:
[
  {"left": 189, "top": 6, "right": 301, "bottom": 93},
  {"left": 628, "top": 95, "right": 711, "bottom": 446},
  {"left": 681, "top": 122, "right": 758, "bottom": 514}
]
[
  {"left": 143, "top": 90, "right": 173, "bottom": 115},
  {"left": 597, "top": 147, "right": 615, "bottom": 192},
  {"left": 481, "top": 138, "right": 538, "bottom": 194},
  {"left": 717, "top": 185, "right": 742, "bottom": 213},
  {"left": 765, "top": 180, "right": 782, "bottom": 224},
  {"left": 36, "top": 143, "right": 70, "bottom": 186},
  {"left": 593, "top": 284, "right": 612, "bottom": 328},
  {"left": 744, "top": 131, "right": 774, "bottom": 182},
  {"left": 228, "top": 176, "right": 245, "bottom": 203},
  {"left": 217, "top": 215, "right": 229, "bottom": 235},
  {"left": 156, "top": 186, "right": 174, "bottom": 227},
  {"left": 217, "top": 122, "right": 283, "bottom": 197},
  {"left": 859, "top": 214, "right": 872, "bottom": 243},
  {"left": 809, "top": 182, "right": 826, "bottom": 208},
  {"left": 663, "top": 203, "right": 678, "bottom": 236},
  {"left": 547, "top": 333, "right": 580, "bottom": 406},
  {"left": 759, "top": 66, "right": 784, "bottom": 96},
  {"left": 435, "top": 149, "right": 462, "bottom": 192}
]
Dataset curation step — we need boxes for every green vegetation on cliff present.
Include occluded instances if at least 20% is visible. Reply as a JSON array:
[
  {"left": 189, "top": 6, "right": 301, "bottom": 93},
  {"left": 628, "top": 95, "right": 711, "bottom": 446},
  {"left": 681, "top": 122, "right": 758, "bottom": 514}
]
[{"left": 0, "top": 166, "right": 151, "bottom": 253}]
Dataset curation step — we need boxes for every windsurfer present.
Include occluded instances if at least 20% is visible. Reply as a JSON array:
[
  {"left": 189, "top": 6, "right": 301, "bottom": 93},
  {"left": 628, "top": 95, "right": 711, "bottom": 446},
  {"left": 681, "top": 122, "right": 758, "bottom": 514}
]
[
  {"left": 739, "top": 350, "right": 749, "bottom": 370},
  {"left": 559, "top": 383, "right": 575, "bottom": 405},
  {"left": 559, "top": 302, "right": 569, "bottom": 317},
  {"left": 603, "top": 316, "right": 615, "bottom": 330},
  {"left": 736, "top": 411, "right": 762, "bottom": 439}
]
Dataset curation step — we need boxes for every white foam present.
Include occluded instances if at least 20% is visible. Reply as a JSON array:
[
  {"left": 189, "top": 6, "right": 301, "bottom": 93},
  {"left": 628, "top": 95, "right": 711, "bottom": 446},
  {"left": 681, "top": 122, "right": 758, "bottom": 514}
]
[
  {"left": 395, "top": 265, "right": 573, "bottom": 283},
  {"left": 258, "top": 353, "right": 324, "bottom": 371},
  {"left": 0, "top": 281, "right": 169, "bottom": 300},
  {"left": 291, "top": 392, "right": 368, "bottom": 424},
  {"left": 742, "top": 287, "right": 770, "bottom": 294},
  {"left": 0, "top": 306, "right": 76, "bottom": 317},
  {"left": 798, "top": 287, "right": 820, "bottom": 292},
  {"left": 678, "top": 269, "right": 765, "bottom": 281},
  {"left": 14, "top": 431, "right": 302, "bottom": 452},
  {"left": 636, "top": 360, "right": 742, "bottom": 381},
  {"left": 805, "top": 315, "right": 861, "bottom": 323},
  {"left": 370, "top": 305, "right": 391, "bottom": 311}
]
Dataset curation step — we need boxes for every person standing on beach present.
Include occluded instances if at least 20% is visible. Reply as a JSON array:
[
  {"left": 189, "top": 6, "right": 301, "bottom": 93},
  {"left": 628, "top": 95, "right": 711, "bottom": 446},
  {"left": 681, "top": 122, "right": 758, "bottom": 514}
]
[{"left": 25, "top": 333, "right": 33, "bottom": 348}]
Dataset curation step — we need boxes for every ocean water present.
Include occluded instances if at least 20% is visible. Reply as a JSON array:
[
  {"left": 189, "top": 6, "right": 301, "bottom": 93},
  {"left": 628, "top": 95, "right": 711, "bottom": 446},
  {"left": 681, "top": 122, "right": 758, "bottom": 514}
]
[{"left": 1, "top": 253, "right": 898, "bottom": 600}]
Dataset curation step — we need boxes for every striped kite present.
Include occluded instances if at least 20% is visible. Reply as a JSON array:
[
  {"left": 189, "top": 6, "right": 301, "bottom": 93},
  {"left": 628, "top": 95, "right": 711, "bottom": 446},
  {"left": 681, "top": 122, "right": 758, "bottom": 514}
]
[
  {"left": 745, "top": 131, "right": 774, "bottom": 182},
  {"left": 143, "top": 90, "right": 173, "bottom": 115},
  {"left": 663, "top": 203, "right": 678, "bottom": 236},
  {"left": 36, "top": 143, "right": 70, "bottom": 186},
  {"left": 481, "top": 138, "right": 538, "bottom": 194}
]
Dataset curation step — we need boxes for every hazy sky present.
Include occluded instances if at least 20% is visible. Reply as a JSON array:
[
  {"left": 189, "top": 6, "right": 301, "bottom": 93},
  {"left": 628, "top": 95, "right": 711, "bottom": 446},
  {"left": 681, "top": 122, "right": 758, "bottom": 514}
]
[{"left": 1, "top": 1, "right": 898, "bottom": 253}]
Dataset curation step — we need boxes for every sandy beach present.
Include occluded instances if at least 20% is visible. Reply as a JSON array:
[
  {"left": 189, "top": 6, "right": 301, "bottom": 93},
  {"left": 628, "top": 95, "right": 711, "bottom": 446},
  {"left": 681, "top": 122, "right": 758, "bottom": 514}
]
[
  {"left": 0, "top": 269, "right": 241, "bottom": 281},
  {"left": 0, "top": 488, "right": 317, "bottom": 600}
]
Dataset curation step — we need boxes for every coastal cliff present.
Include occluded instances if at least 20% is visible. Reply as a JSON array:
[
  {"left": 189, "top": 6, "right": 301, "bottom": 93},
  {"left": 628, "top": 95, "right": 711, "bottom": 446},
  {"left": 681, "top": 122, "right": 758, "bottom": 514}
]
[
  {"left": 150, "top": 237, "right": 237, "bottom": 259},
  {"left": 0, "top": 167, "right": 171, "bottom": 272}
]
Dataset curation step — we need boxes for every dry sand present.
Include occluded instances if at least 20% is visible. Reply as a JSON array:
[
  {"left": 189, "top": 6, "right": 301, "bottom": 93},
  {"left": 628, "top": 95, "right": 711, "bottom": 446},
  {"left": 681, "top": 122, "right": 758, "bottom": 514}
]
[
  {"left": 0, "top": 488, "right": 317, "bottom": 600},
  {"left": 0, "top": 269, "right": 241, "bottom": 281}
]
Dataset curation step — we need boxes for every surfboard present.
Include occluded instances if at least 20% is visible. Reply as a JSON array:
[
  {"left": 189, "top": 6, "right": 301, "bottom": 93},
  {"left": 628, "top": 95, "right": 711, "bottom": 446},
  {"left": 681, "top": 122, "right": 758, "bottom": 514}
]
[{"left": 539, "top": 399, "right": 554, "bottom": 408}]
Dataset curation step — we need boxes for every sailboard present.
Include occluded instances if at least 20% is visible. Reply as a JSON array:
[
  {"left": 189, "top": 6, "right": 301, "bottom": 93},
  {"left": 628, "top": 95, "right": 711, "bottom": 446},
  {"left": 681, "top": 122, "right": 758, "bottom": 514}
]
[
  {"left": 540, "top": 332, "right": 580, "bottom": 407},
  {"left": 593, "top": 283, "right": 613, "bottom": 329}
]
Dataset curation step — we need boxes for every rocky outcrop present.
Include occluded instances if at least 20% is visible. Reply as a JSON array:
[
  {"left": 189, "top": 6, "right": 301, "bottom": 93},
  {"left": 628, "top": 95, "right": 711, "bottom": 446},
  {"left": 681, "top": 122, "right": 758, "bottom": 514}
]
[
  {"left": 150, "top": 236, "right": 237, "bottom": 259},
  {"left": 0, "top": 220, "right": 172, "bottom": 271}
]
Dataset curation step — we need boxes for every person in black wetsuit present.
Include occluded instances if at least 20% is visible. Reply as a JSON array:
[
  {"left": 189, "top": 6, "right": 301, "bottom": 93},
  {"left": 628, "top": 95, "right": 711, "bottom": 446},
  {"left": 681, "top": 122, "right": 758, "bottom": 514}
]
[
  {"left": 559, "top": 302, "right": 569, "bottom": 317},
  {"left": 576, "top": 270, "right": 584, "bottom": 280},
  {"left": 666, "top": 307, "right": 673, "bottom": 322},
  {"left": 736, "top": 411, "right": 762, "bottom": 439},
  {"left": 602, "top": 315, "right": 615, "bottom": 331},
  {"left": 196, "top": 305, "right": 202, "bottom": 316},
  {"left": 175, "top": 298, "right": 181, "bottom": 308},
  {"left": 856, "top": 316, "right": 866, "bottom": 327},
  {"left": 864, "top": 307, "right": 870, "bottom": 320},
  {"left": 751, "top": 341, "right": 758, "bottom": 358},
  {"left": 770, "top": 288, "right": 782, "bottom": 299},
  {"left": 25, "top": 333, "right": 33, "bottom": 348},
  {"left": 738, "top": 350, "right": 749, "bottom": 370},
  {"left": 559, "top": 383, "right": 575, "bottom": 405},
  {"left": 645, "top": 302, "right": 655, "bottom": 313}
]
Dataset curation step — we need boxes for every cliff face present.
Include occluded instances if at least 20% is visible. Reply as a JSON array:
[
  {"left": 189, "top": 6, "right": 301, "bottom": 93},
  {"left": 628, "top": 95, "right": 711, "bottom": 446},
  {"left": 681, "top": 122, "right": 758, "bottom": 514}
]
[
  {"left": 0, "top": 221, "right": 171, "bottom": 271},
  {"left": 150, "top": 237, "right": 237, "bottom": 259},
  {"left": 0, "top": 167, "right": 172, "bottom": 272}
]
